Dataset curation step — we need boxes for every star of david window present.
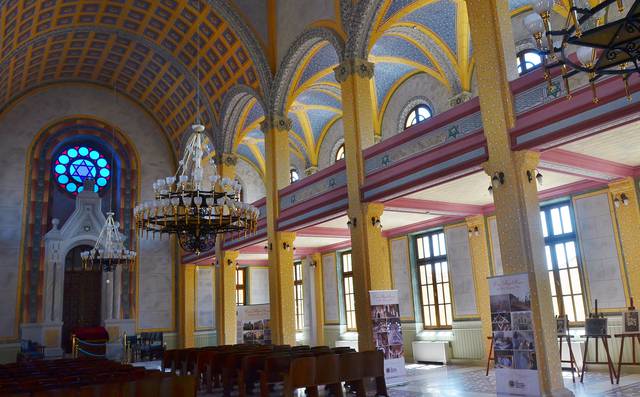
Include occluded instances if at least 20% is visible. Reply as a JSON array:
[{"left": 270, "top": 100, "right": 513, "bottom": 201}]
[{"left": 53, "top": 145, "right": 111, "bottom": 195}]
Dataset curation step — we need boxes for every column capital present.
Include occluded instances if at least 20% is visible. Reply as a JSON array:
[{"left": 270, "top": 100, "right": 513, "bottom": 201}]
[
  {"left": 448, "top": 91, "right": 473, "bottom": 107},
  {"left": 465, "top": 214, "right": 485, "bottom": 228},
  {"left": 260, "top": 113, "right": 292, "bottom": 132},
  {"left": 482, "top": 150, "right": 540, "bottom": 178},
  {"left": 220, "top": 152, "right": 238, "bottom": 166},
  {"left": 333, "top": 58, "right": 374, "bottom": 83},
  {"left": 304, "top": 166, "right": 318, "bottom": 176},
  {"left": 608, "top": 176, "right": 636, "bottom": 193}
]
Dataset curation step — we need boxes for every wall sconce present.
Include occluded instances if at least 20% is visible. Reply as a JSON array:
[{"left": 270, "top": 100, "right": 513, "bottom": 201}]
[
  {"left": 371, "top": 217, "right": 382, "bottom": 229},
  {"left": 491, "top": 172, "right": 505, "bottom": 188},
  {"left": 487, "top": 185, "right": 493, "bottom": 196},
  {"left": 347, "top": 217, "right": 357, "bottom": 228},
  {"left": 468, "top": 226, "right": 480, "bottom": 237},
  {"left": 309, "top": 260, "right": 318, "bottom": 268},
  {"left": 614, "top": 193, "right": 630, "bottom": 208},
  {"left": 526, "top": 169, "right": 543, "bottom": 185},
  {"left": 283, "top": 242, "right": 291, "bottom": 251},
  {"left": 226, "top": 259, "right": 234, "bottom": 267}
]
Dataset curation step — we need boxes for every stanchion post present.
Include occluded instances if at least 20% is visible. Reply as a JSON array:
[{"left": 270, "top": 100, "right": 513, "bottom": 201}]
[
  {"left": 122, "top": 331, "right": 128, "bottom": 364},
  {"left": 71, "top": 334, "right": 77, "bottom": 358}
]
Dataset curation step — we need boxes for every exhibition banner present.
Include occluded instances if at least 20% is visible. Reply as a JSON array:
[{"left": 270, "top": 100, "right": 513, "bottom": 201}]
[
  {"left": 370, "top": 290, "right": 407, "bottom": 386},
  {"left": 236, "top": 304, "right": 272, "bottom": 345},
  {"left": 489, "top": 273, "right": 540, "bottom": 396}
]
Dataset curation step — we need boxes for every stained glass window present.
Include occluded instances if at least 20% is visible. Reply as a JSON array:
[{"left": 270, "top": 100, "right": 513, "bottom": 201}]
[{"left": 53, "top": 145, "right": 111, "bottom": 195}]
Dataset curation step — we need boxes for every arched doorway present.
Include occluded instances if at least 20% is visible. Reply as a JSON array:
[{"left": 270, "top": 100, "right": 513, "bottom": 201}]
[{"left": 61, "top": 245, "right": 102, "bottom": 353}]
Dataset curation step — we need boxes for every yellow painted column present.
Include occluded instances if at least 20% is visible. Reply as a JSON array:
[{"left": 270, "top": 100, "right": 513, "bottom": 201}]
[
  {"left": 609, "top": 177, "right": 640, "bottom": 302},
  {"left": 215, "top": 250, "right": 239, "bottom": 345},
  {"left": 335, "top": 59, "right": 392, "bottom": 351},
  {"left": 218, "top": 153, "right": 237, "bottom": 179},
  {"left": 467, "top": 0, "right": 567, "bottom": 394},
  {"left": 262, "top": 114, "right": 297, "bottom": 345},
  {"left": 309, "top": 252, "right": 325, "bottom": 345},
  {"left": 178, "top": 264, "right": 196, "bottom": 348},
  {"left": 465, "top": 215, "right": 492, "bottom": 359}
]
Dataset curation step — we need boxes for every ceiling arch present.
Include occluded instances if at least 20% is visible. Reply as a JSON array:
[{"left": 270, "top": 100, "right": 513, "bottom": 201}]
[{"left": 0, "top": 0, "right": 270, "bottom": 151}]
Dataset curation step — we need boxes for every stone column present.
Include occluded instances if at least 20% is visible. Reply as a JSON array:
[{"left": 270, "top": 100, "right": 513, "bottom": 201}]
[
  {"left": 467, "top": 1, "right": 569, "bottom": 394},
  {"left": 335, "top": 58, "right": 393, "bottom": 351},
  {"left": 178, "top": 264, "right": 196, "bottom": 348},
  {"left": 262, "top": 114, "right": 297, "bottom": 345},
  {"left": 609, "top": 177, "right": 640, "bottom": 302},
  {"left": 308, "top": 252, "right": 324, "bottom": 345},
  {"left": 215, "top": 250, "right": 239, "bottom": 345}
]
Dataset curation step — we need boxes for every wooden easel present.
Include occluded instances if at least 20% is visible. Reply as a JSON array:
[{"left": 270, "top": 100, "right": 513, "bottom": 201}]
[
  {"left": 615, "top": 297, "right": 640, "bottom": 384},
  {"left": 557, "top": 314, "right": 578, "bottom": 383},
  {"left": 580, "top": 300, "right": 617, "bottom": 384},
  {"left": 485, "top": 336, "right": 494, "bottom": 376}
]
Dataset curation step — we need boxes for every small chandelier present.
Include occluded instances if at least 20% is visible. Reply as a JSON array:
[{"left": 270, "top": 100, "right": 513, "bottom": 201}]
[
  {"left": 524, "top": 0, "right": 639, "bottom": 102},
  {"left": 81, "top": 211, "right": 136, "bottom": 272},
  {"left": 134, "top": 124, "right": 259, "bottom": 255}
]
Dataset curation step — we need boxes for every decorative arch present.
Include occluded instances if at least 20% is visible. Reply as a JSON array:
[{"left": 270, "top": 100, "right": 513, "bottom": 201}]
[
  {"left": 396, "top": 96, "right": 436, "bottom": 134},
  {"left": 219, "top": 85, "right": 267, "bottom": 154},
  {"left": 270, "top": 27, "right": 345, "bottom": 115},
  {"left": 21, "top": 117, "right": 140, "bottom": 323},
  {"left": 344, "top": 0, "right": 386, "bottom": 60}
]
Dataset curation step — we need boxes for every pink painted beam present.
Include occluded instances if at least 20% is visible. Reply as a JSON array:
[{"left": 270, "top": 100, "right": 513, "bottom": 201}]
[
  {"left": 382, "top": 215, "right": 462, "bottom": 238},
  {"left": 384, "top": 197, "right": 484, "bottom": 216},
  {"left": 320, "top": 240, "right": 353, "bottom": 254},
  {"left": 296, "top": 226, "right": 351, "bottom": 238},
  {"left": 540, "top": 148, "right": 636, "bottom": 181}
]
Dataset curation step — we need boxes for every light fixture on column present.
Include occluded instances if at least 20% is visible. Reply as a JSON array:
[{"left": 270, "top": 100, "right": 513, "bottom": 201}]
[
  {"left": 309, "top": 260, "right": 318, "bottom": 268},
  {"left": 283, "top": 242, "right": 291, "bottom": 251},
  {"left": 347, "top": 217, "right": 357, "bottom": 228},
  {"left": 81, "top": 210, "right": 136, "bottom": 272},
  {"left": 468, "top": 226, "right": 480, "bottom": 237},
  {"left": 526, "top": 169, "right": 543, "bottom": 185},
  {"left": 524, "top": 0, "right": 638, "bottom": 103},
  {"left": 488, "top": 185, "right": 493, "bottom": 196},
  {"left": 371, "top": 217, "right": 382, "bottom": 229},
  {"left": 491, "top": 172, "right": 505, "bottom": 188},
  {"left": 614, "top": 193, "right": 630, "bottom": 208}
]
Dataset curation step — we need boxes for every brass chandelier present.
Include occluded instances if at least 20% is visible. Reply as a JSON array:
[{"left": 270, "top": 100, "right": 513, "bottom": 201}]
[
  {"left": 525, "top": 0, "right": 640, "bottom": 102},
  {"left": 134, "top": 124, "right": 259, "bottom": 255},
  {"left": 81, "top": 211, "right": 137, "bottom": 272}
]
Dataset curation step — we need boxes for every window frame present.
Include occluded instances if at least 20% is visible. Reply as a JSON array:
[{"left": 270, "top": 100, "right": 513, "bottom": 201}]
[
  {"left": 414, "top": 230, "right": 453, "bottom": 330},
  {"left": 235, "top": 267, "right": 247, "bottom": 306},
  {"left": 516, "top": 49, "right": 543, "bottom": 75},
  {"left": 340, "top": 251, "right": 357, "bottom": 331},
  {"left": 404, "top": 104, "right": 433, "bottom": 129},
  {"left": 293, "top": 261, "right": 304, "bottom": 331},
  {"left": 289, "top": 168, "right": 299, "bottom": 184},
  {"left": 540, "top": 201, "right": 587, "bottom": 324}
]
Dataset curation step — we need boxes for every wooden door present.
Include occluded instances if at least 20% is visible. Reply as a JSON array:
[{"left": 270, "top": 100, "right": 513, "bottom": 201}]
[{"left": 62, "top": 245, "right": 102, "bottom": 353}]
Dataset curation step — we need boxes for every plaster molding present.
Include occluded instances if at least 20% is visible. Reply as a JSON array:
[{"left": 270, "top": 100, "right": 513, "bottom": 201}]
[
  {"left": 219, "top": 85, "right": 267, "bottom": 153},
  {"left": 260, "top": 113, "right": 292, "bottom": 132}
]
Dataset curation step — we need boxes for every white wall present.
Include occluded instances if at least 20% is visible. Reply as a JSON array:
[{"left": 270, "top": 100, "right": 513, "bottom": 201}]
[{"left": 236, "top": 157, "right": 266, "bottom": 204}]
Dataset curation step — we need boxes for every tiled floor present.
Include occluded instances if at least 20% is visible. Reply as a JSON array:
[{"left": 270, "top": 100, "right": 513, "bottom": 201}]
[{"left": 135, "top": 361, "right": 640, "bottom": 396}]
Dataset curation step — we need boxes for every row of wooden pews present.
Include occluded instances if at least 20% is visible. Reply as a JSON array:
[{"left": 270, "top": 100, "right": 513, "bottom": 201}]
[
  {"left": 0, "top": 357, "right": 195, "bottom": 396},
  {"left": 161, "top": 343, "right": 388, "bottom": 396}
]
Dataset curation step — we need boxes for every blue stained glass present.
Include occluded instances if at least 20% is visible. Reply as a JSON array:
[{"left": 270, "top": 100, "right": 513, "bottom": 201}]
[{"left": 54, "top": 145, "right": 111, "bottom": 195}]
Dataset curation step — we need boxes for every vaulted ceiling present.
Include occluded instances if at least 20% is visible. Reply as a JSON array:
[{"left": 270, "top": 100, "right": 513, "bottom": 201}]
[{"left": 0, "top": 0, "right": 267, "bottom": 151}]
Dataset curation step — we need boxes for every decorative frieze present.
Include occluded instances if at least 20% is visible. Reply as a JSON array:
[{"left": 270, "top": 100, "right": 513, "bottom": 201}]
[{"left": 333, "top": 58, "right": 374, "bottom": 83}]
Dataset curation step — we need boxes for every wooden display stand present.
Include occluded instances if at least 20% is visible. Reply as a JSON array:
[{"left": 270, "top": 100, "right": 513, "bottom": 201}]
[
  {"left": 485, "top": 336, "right": 494, "bottom": 376},
  {"left": 556, "top": 315, "right": 577, "bottom": 383},
  {"left": 615, "top": 297, "right": 640, "bottom": 384},
  {"left": 580, "top": 301, "right": 617, "bottom": 384}
]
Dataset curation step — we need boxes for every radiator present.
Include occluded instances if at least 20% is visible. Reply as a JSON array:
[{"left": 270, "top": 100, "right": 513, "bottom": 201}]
[{"left": 412, "top": 341, "right": 451, "bottom": 364}]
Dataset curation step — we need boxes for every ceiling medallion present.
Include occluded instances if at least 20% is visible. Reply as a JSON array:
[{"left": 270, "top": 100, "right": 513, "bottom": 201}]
[
  {"left": 134, "top": 124, "right": 259, "bottom": 255},
  {"left": 81, "top": 209, "right": 136, "bottom": 272},
  {"left": 525, "top": 0, "right": 640, "bottom": 102}
]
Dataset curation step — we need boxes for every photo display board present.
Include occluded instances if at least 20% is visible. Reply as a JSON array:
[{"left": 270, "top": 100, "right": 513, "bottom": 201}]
[
  {"left": 370, "top": 290, "right": 407, "bottom": 386},
  {"left": 489, "top": 273, "right": 540, "bottom": 396},
  {"left": 236, "top": 304, "right": 271, "bottom": 345}
]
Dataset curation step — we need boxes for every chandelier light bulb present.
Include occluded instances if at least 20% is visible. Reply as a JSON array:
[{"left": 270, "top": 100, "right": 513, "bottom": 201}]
[
  {"left": 614, "top": 197, "right": 621, "bottom": 208},
  {"left": 524, "top": 13, "right": 544, "bottom": 35},
  {"left": 576, "top": 46, "right": 594, "bottom": 67}
]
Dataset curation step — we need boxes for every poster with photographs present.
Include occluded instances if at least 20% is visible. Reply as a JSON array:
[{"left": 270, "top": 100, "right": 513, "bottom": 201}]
[
  {"left": 585, "top": 317, "right": 608, "bottom": 336},
  {"left": 624, "top": 310, "right": 639, "bottom": 333},
  {"left": 369, "top": 290, "right": 407, "bottom": 386},
  {"left": 236, "top": 304, "right": 271, "bottom": 345},
  {"left": 556, "top": 316, "right": 568, "bottom": 336},
  {"left": 489, "top": 273, "right": 540, "bottom": 396}
]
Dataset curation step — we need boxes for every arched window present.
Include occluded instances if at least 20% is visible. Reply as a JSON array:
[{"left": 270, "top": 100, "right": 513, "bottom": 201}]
[
  {"left": 53, "top": 145, "right": 111, "bottom": 195},
  {"left": 335, "top": 144, "right": 345, "bottom": 161},
  {"left": 404, "top": 104, "right": 432, "bottom": 129},
  {"left": 516, "top": 49, "right": 543, "bottom": 75},
  {"left": 290, "top": 168, "right": 299, "bottom": 183}
]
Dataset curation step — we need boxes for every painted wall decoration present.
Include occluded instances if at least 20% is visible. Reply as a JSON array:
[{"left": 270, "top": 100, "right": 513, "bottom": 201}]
[
  {"left": 489, "top": 273, "right": 540, "bottom": 396},
  {"left": 196, "top": 267, "right": 215, "bottom": 330},
  {"left": 322, "top": 253, "right": 339, "bottom": 324},
  {"left": 249, "top": 267, "right": 270, "bottom": 304},
  {"left": 389, "top": 237, "right": 415, "bottom": 320},
  {"left": 370, "top": 290, "right": 407, "bottom": 387},
  {"left": 573, "top": 193, "right": 626, "bottom": 310},
  {"left": 237, "top": 304, "right": 271, "bottom": 345},
  {"left": 445, "top": 225, "right": 478, "bottom": 317}
]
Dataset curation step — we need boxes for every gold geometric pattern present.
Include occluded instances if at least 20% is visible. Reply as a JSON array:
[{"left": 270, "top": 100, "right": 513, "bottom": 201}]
[{"left": 0, "top": 0, "right": 261, "bottom": 149}]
